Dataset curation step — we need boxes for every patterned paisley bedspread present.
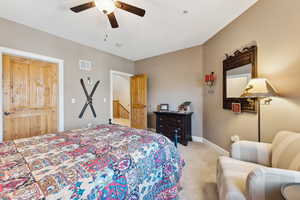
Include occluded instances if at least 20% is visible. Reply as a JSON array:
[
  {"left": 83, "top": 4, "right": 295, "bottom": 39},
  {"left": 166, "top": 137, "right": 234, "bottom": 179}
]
[{"left": 0, "top": 124, "right": 184, "bottom": 200}]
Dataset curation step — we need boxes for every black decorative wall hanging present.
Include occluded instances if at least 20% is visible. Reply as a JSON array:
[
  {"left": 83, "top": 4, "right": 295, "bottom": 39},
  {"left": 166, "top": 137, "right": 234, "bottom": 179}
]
[{"left": 79, "top": 78, "right": 100, "bottom": 118}]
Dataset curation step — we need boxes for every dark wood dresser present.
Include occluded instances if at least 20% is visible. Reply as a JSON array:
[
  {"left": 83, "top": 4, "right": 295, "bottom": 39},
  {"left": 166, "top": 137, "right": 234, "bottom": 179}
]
[{"left": 154, "top": 111, "right": 193, "bottom": 146}]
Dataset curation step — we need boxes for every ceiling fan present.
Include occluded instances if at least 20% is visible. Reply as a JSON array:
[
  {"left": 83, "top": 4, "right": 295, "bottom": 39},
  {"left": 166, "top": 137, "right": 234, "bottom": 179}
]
[{"left": 70, "top": 0, "right": 146, "bottom": 28}]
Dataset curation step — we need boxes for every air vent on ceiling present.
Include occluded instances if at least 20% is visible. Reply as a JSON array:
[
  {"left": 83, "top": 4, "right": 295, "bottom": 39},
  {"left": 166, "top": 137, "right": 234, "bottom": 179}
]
[{"left": 79, "top": 60, "right": 92, "bottom": 71}]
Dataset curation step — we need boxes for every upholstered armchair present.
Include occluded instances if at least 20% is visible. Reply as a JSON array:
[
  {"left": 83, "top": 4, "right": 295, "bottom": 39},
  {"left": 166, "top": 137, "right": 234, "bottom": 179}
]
[{"left": 217, "top": 131, "right": 300, "bottom": 200}]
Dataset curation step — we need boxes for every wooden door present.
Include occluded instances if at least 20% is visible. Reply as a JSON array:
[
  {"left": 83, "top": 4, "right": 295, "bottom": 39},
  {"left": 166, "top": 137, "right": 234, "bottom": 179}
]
[
  {"left": 3, "top": 55, "right": 58, "bottom": 141},
  {"left": 113, "top": 100, "right": 120, "bottom": 118},
  {"left": 130, "top": 74, "right": 147, "bottom": 129}
]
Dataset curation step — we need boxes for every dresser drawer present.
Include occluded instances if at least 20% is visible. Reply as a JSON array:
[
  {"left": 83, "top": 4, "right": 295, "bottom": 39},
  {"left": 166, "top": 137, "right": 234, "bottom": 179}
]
[
  {"left": 154, "top": 112, "right": 193, "bottom": 146},
  {"left": 159, "top": 116, "right": 183, "bottom": 125},
  {"left": 157, "top": 125, "right": 172, "bottom": 138},
  {"left": 157, "top": 115, "right": 169, "bottom": 122},
  {"left": 167, "top": 119, "right": 184, "bottom": 127}
]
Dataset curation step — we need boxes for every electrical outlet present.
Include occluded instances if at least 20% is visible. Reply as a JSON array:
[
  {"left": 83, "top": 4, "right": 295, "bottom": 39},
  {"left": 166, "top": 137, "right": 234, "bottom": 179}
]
[
  {"left": 103, "top": 98, "right": 107, "bottom": 103},
  {"left": 71, "top": 98, "right": 76, "bottom": 104},
  {"left": 231, "top": 135, "right": 240, "bottom": 143}
]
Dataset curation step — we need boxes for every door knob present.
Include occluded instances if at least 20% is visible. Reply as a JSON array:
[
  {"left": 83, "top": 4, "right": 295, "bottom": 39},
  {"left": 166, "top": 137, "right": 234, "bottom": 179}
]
[{"left": 4, "top": 112, "right": 11, "bottom": 116}]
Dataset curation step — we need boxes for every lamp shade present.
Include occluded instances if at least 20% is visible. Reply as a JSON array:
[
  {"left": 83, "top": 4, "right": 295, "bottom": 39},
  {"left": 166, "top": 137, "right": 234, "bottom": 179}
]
[{"left": 241, "top": 78, "right": 278, "bottom": 98}]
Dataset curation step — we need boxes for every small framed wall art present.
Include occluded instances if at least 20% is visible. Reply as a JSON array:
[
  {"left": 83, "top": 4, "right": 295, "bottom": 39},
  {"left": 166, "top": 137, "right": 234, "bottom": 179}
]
[{"left": 232, "top": 103, "right": 241, "bottom": 113}]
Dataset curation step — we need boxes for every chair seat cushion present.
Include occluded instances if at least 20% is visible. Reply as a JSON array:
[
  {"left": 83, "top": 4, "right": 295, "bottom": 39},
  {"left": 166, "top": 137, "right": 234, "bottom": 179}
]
[{"left": 217, "top": 156, "right": 261, "bottom": 200}]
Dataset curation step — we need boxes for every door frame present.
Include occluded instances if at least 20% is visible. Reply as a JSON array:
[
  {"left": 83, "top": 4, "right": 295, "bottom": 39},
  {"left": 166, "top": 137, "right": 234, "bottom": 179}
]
[
  {"left": 110, "top": 70, "right": 133, "bottom": 122},
  {"left": 0, "top": 47, "right": 64, "bottom": 142}
]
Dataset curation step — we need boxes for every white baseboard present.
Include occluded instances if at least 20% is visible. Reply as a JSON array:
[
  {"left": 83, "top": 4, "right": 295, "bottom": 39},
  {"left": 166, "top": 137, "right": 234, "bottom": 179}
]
[
  {"left": 192, "top": 136, "right": 203, "bottom": 143},
  {"left": 202, "top": 138, "right": 229, "bottom": 156},
  {"left": 155, "top": 131, "right": 229, "bottom": 156},
  {"left": 192, "top": 136, "right": 229, "bottom": 156}
]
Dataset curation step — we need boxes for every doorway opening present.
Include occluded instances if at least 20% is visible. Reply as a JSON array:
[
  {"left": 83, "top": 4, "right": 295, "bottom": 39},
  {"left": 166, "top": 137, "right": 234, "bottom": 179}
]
[{"left": 110, "top": 70, "right": 133, "bottom": 127}]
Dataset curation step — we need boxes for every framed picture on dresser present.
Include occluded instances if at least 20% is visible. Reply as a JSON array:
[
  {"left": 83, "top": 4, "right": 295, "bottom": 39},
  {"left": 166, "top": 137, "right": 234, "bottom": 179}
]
[{"left": 159, "top": 104, "right": 169, "bottom": 111}]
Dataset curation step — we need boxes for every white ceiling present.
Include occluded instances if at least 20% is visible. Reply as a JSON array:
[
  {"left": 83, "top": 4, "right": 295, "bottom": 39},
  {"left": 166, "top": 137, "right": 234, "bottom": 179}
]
[{"left": 0, "top": 0, "right": 257, "bottom": 61}]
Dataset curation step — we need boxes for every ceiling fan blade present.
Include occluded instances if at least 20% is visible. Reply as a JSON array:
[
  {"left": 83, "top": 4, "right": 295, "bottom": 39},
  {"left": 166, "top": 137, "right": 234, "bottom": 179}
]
[
  {"left": 70, "top": 2, "right": 95, "bottom": 13},
  {"left": 107, "top": 12, "right": 119, "bottom": 28},
  {"left": 115, "top": 1, "right": 145, "bottom": 17}
]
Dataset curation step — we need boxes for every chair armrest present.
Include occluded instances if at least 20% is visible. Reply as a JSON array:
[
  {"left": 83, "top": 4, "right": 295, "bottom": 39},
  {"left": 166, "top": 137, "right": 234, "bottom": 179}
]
[
  {"left": 231, "top": 141, "right": 272, "bottom": 166},
  {"left": 246, "top": 167, "right": 300, "bottom": 200}
]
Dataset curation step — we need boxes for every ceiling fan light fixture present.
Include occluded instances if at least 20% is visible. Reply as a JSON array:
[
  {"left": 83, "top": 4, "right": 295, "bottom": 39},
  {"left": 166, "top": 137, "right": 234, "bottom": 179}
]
[
  {"left": 70, "top": 0, "right": 145, "bottom": 29},
  {"left": 94, "top": 0, "right": 116, "bottom": 14}
]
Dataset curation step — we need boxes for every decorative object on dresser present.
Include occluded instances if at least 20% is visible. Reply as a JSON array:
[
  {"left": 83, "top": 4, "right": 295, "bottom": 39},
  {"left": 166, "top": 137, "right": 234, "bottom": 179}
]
[
  {"left": 178, "top": 101, "right": 192, "bottom": 112},
  {"left": 154, "top": 111, "right": 193, "bottom": 146},
  {"left": 223, "top": 45, "right": 257, "bottom": 112}
]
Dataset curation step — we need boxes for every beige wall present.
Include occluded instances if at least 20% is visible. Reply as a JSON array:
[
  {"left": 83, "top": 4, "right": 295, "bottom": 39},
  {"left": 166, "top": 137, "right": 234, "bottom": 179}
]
[
  {"left": 0, "top": 17, "right": 134, "bottom": 131},
  {"left": 135, "top": 46, "right": 204, "bottom": 137},
  {"left": 203, "top": 0, "right": 300, "bottom": 150}
]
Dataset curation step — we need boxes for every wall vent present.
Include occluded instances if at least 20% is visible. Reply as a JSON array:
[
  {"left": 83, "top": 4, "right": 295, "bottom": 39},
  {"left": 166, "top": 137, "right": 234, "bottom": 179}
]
[{"left": 79, "top": 60, "right": 92, "bottom": 71}]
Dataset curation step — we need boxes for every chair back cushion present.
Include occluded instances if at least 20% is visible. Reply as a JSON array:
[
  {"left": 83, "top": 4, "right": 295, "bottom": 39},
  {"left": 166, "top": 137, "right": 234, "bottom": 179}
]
[{"left": 272, "top": 131, "right": 300, "bottom": 170}]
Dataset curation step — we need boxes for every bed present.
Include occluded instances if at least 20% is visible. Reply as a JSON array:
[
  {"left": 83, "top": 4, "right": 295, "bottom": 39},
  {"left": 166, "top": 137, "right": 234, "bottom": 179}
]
[{"left": 0, "top": 124, "right": 184, "bottom": 200}]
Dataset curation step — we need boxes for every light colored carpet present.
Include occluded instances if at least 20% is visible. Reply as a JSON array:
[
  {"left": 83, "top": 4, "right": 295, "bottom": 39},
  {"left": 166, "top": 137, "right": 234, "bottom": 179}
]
[
  {"left": 178, "top": 142, "right": 222, "bottom": 200},
  {"left": 113, "top": 118, "right": 130, "bottom": 127}
]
